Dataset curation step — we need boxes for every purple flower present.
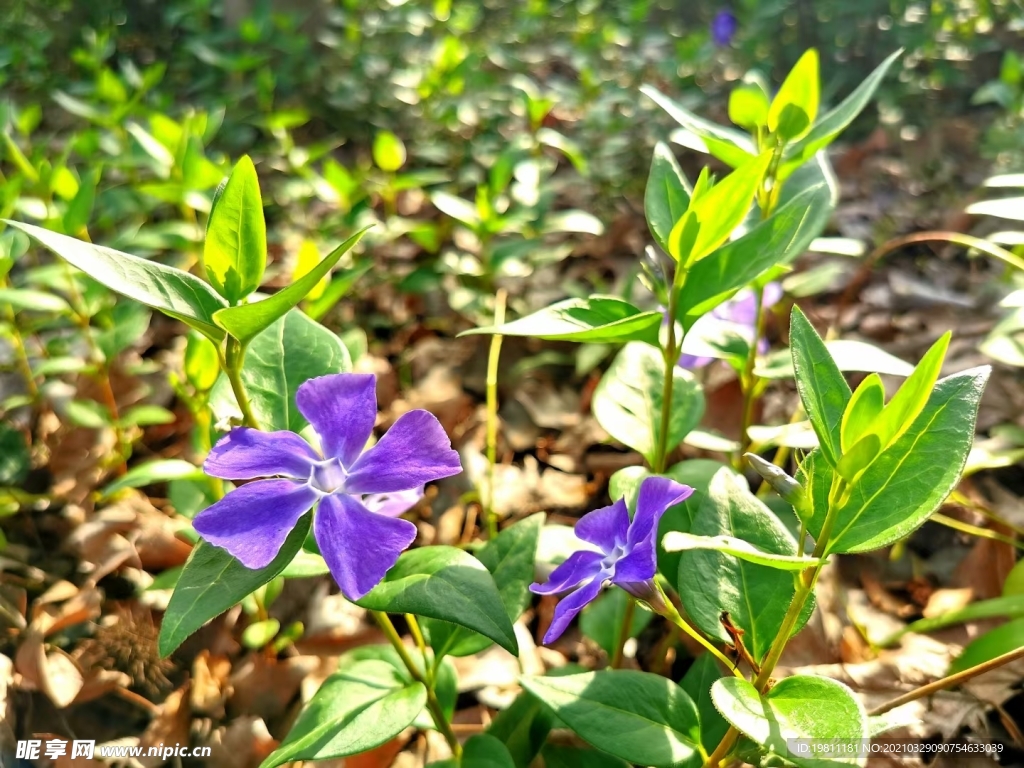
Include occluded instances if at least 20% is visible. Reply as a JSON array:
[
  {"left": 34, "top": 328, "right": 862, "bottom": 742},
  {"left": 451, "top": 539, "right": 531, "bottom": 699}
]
[
  {"left": 530, "top": 476, "right": 693, "bottom": 644},
  {"left": 678, "top": 282, "right": 783, "bottom": 369},
  {"left": 193, "top": 373, "right": 462, "bottom": 600},
  {"left": 710, "top": 9, "right": 739, "bottom": 47}
]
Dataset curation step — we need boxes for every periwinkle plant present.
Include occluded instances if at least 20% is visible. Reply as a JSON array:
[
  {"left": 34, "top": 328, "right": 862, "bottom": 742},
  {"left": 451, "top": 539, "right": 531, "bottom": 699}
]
[{"left": 1, "top": 47, "right": 1000, "bottom": 768}]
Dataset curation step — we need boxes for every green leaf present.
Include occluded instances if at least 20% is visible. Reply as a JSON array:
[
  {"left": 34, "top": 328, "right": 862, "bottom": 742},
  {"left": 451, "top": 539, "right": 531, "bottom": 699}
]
[
  {"left": 883, "top": 593, "right": 1024, "bottom": 646},
  {"left": 645, "top": 142, "right": 691, "bottom": 255},
  {"left": 357, "top": 546, "right": 519, "bottom": 655},
  {"left": 4, "top": 220, "right": 228, "bottom": 340},
  {"left": 800, "top": 368, "right": 990, "bottom": 554},
  {"left": 209, "top": 309, "right": 351, "bottom": 433},
  {"left": 159, "top": 514, "right": 311, "bottom": 657},
  {"left": 213, "top": 227, "right": 369, "bottom": 344},
  {"left": 99, "top": 459, "right": 204, "bottom": 500},
  {"left": 455, "top": 735, "right": 516, "bottom": 768},
  {"left": 461, "top": 297, "right": 663, "bottom": 345},
  {"left": 373, "top": 131, "right": 407, "bottom": 172},
  {"left": 678, "top": 152, "right": 773, "bottom": 264},
  {"left": 259, "top": 659, "right": 426, "bottom": 768},
  {"left": 203, "top": 156, "right": 266, "bottom": 303},
  {"left": 305, "top": 261, "right": 373, "bottom": 321},
  {"left": 592, "top": 342, "right": 704, "bottom": 467},
  {"left": 949, "top": 617, "right": 1024, "bottom": 674},
  {"left": 486, "top": 692, "right": 555, "bottom": 768},
  {"left": 680, "top": 654, "right": 729, "bottom": 757},
  {"left": 425, "top": 513, "right": 543, "bottom": 658},
  {"left": 0, "top": 287, "right": 72, "bottom": 313},
  {"left": 834, "top": 434, "right": 881, "bottom": 481},
  {"left": 676, "top": 183, "right": 831, "bottom": 329},
  {"left": 521, "top": 671, "right": 701, "bottom": 768},
  {"left": 673, "top": 470, "right": 814, "bottom": 661},
  {"left": 729, "top": 85, "right": 770, "bottom": 130},
  {"left": 712, "top": 675, "right": 868, "bottom": 768},
  {"left": 784, "top": 50, "right": 902, "bottom": 170},
  {"left": 664, "top": 532, "right": 823, "bottom": 571},
  {"left": 580, "top": 588, "right": 653, "bottom": 657},
  {"left": 640, "top": 85, "right": 756, "bottom": 168},
  {"left": 841, "top": 375, "right": 885, "bottom": 453},
  {"left": 756, "top": 341, "right": 913, "bottom": 380},
  {"left": 865, "top": 332, "right": 950, "bottom": 453},
  {"left": 768, "top": 50, "right": 819, "bottom": 141},
  {"left": 789, "top": 306, "right": 852, "bottom": 467},
  {"left": 185, "top": 330, "right": 220, "bottom": 391},
  {"left": 63, "top": 168, "right": 99, "bottom": 236},
  {"left": 432, "top": 191, "right": 481, "bottom": 228},
  {"left": 241, "top": 618, "right": 280, "bottom": 648},
  {"left": 541, "top": 745, "right": 630, "bottom": 768}
]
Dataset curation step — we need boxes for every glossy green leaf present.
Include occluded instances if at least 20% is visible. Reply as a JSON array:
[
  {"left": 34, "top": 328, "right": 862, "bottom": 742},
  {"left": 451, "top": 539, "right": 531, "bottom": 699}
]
[
  {"left": 486, "top": 691, "right": 555, "bottom": 768},
  {"left": 432, "top": 191, "right": 480, "bottom": 228},
  {"left": 99, "top": 459, "right": 203, "bottom": 500},
  {"left": 541, "top": 745, "right": 629, "bottom": 768},
  {"left": 640, "top": 85, "right": 756, "bottom": 168},
  {"left": 373, "top": 130, "right": 407, "bottom": 172},
  {"left": 592, "top": 342, "right": 704, "bottom": 467},
  {"left": 5, "top": 220, "right": 227, "bottom": 339},
  {"left": 241, "top": 618, "right": 280, "bottom": 648},
  {"left": 357, "top": 545, "right": 518, "bottom": 655},
  {"left": 645, "top": 142, "right": 691, "bottom": 255},
  {"left": 728, "top": 85, "right": 770, "bottom": 130},
  {"left": 259, "top": 659, "right": 426, "bottom": 768},
  {"left": 521, "top": 671, "right": 701, "bottom": 768},
  {"left": 865, "top": 332, "right": 950, "bottom": 453},
  {"left": 834, "top": 434, "right": 881, "bottom": 482},
  {"left": 209, "top": 309, "right": 351, "bottom": 433},
  {"left": 425, "top": 513, "right": 542, "bottom": 658},
  {"left": 680, "top": 654, "right": 729, "bottom": 757},
  {"left": 674, "top": 470, "right": 814, "bottom": 661},
  {"left": 185, "top": 330, "right": 220, "bottom": 392},
  {"left": 840, "top": 374, "right": 885, "bottom": 452},
  {"left": 461, "top": 297, "right": 663, "bottom": 345},
  {"left": 455, "top": 735, "right": 516, "bottom": 768},
  {"left": 664, "top": 532, "right": 822, "bottom": 571},
  {"left": 784, "top": 50, "right": 901, "bottom": 171},
  {"left": 213, "top": 227, "right": 369, "bottom": 344},
  {"left": 800, "top": 368, "right": 990, "bottom": 554},
  {"left": 756, "top": 341, "right": 913, "bottom": 380},
  {"left": 676, "top": 183, "right": 831, "bottom": 329},
  {"left": 63, "top": 167, "right": 98, "bottom": 236},
  {"left": 159, "top": 514, "right": 311, "bottom": 657},
  {"left": 883, "top": 594, "right": 1024, "bottom": 646},
  {"left": 769, "top": 50, "right": 820, "bottom": 140},
  {"left": 712, "top": 675, "right": 868, "bottom": 768},
  {"left": 203, "top": 156, "right": 266, "bottom": 303},
  {"left": 580, "top": 588, "right": 653, "bottom": 657},
  {"left": 789, "top": 306, "right": 852, "bottom": 467},
  {"left": 0, "top": 287, "right": 71, "bottom": 313},
  {"left": 949, "top": 617, "right": 1024, "bottom": 674}
]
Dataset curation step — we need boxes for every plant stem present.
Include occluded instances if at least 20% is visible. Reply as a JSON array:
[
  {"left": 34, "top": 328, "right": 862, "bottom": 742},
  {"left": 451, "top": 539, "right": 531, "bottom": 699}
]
[
  {"left": 222, "top": 336, "right": 258, "bottom": 428},
  {"left": 656, "top": 582, "right": 742, "bottom": 677},
  {"left": 869, "top": 644, "right": 1024, "bottom": 717},
  {"left": 3, "top": 303, "right": 38, "bottom": 401},
  {"left": 654, "top": 302, "right": 679, "bottom": 474},
  {"left": 610, "top": 596, "right": 636, "bottom": 669},
  {"left": 484, "top": 288, "right": 507, "bottom": 539},
  {"left": 371, "top": 610, "right": 462, "bottom": 758}
]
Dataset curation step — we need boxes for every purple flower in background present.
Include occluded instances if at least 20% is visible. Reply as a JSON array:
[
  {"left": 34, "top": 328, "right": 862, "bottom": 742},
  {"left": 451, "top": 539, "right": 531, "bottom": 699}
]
[
  {"left": 678, "top": 282, "right": 783, "bottom": 369},
  {"left": 194, "top": 374, "right": 462, "bottom": 600},
  {"left": 710, "top": 9, "right": 739, "bottom": 47},
  {"left": 530, "top": 477, "right": 693, "bottom": 644}
]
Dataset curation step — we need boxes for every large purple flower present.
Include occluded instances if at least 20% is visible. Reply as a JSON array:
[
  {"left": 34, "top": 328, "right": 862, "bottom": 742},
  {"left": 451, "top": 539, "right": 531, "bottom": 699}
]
[
  {"left": 531, "top": 476, "right": 693, "bottom": 644},
  {"left": 678, "top": 282, "right": 783, "bottom": 369},
  {"left": 193, "top": 374, "right": 462, "bottom": 600}
]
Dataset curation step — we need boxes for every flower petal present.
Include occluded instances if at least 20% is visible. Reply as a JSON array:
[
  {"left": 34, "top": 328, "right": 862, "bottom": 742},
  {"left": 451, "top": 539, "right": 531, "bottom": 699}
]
[
  {"left": 296, "top": 374, "right": 377, "bottom": 467},
  {"left": 314, "top": 493, "right": 417, "bottom": 600},
  {"left": 204, "top": 427, "right": 320, "bottom": 480},
  {"left": 627, "top": 476, "right": 693, "bottom": 549},
  {"left": 574, "top": 498, "right": 630, "bottom": 551},
  {"left": 193, "top": 479, "right": 316, "bottom": 569},
  {"left": 362, "top": 486, "right": 424, "bottom": 518},
  {"left": 542, "top": 577, "right": 605, "bottom": 644},
  {"left": 763, "top": 281, "right": 784, "bottom": 309},
  {"left": 344, "top": 410, "right": 462, "bottom": 494},
  {"left": 530, "top": 550, "right": 604, "bottom": 596},
  {"left": 612, "top": 547, "right": 658, "bottom": 585}
]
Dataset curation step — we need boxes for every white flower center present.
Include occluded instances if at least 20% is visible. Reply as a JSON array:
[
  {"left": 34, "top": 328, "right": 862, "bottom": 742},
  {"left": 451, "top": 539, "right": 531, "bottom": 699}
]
[{"left": 309, "top": 458, "right": 348, "bottom": 494}]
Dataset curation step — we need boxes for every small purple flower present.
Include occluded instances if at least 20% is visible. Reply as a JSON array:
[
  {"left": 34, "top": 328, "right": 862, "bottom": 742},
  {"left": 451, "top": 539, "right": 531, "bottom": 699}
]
[
  {"left": 530, "top": 476, "right": 693, "bottom": 644},
  {"left": 678, "top": 282, "right": 783, "bottom": 369},
  {"left": 710, "top": 9, "right": 739, "bottom": 47},
  {"left": 193, "top": 373, "right": 462, "bottom": 600}
]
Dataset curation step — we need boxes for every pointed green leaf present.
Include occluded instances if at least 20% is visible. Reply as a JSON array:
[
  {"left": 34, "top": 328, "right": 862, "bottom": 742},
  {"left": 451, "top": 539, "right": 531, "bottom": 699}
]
[
  {"left": 592, "top": 342, "right": 704, "bottom": 467},
  {"left": 521, "top": 671, "right": 701, "bottom": 768},
  {"left": 214, "top": 227, "right": 369, "bottom": 344},
  {"left": 461, "top": 297, "right": 663, "bottom": 345},
  {"left": 800, "top": 367, "right": 990, "bottom": 554},
  {"left": 4, "top": 220, "right": 227, "bottom": 339},
  {"left": 712, "top": 675, "right": 868, "bottom": 768},
  {"left": 645, "top": 143, "right": 691, "bottom": 254},
  {"left": 486, "top": 692, "right": 555, "bottom": 768},
  {"left": 768, "top": 50, "right": 820, "bottom": 140},
  {"left": 729, "top": 85, "right": 770, "bottom": 130},
  {"left": 884, "top": 593, "right": 1024, "bottom": 646},
  {"left": 99, "top": 459, "right": 203, "bottom": 500},
  {"left": 159, "top": 514, "right": 311, "bottom": 657},
  {"left": 0, "top": 287, "right": 72, "bottom": 313},
  {"left": 789, "top": 306, "right": 852, "bottom": 467},
  {"left": 758, "top": 343, "right": 912, "bottom": 381},
  {"left": 259, "top": 660, "right": 426, "bottom": 768},
  {"left": 580, "top": 588, "right": 653, "bottom": 657},
  {"left": 834, "top": 434, "right": 881, "bottom": 481},
  {"left": 641, "top": 85, "right": 756, "bottom": 168},
  {"left": 680, "top": 654, "right": 729, "bottom": 757},
  {"left": 664, "top": 532, "right": 823, "bottom": 571},
  {"left": 203, "top": 156, "right": 266, "bottom": 303},
  {"left": 357, "top": 546, "right": 519, "bottom": 655},
  {"left": 540, "top": 746, "right": 629, "bottom": 768}
]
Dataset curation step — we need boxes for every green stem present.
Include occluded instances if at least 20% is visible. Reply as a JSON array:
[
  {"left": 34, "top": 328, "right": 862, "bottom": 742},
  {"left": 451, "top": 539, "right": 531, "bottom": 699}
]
[
  {"left": 654, "top": 306, "right": 679, "bottom": 475},
  {"left": 372, "top": 611, "right": 462, "bottom": 758},
  {"left": 2, "top": 302, "right": 38, "bottom": 402},
  {"left": 655, "top": 582, "right": 743, "bottom": 677},
  {"left": 222, "top": 336, "right": 258, "bottom": 429},
  {"left": 610, "top": 596, "right": 635, "bottom": 669},
  {"left": 484, "top": 288, "right": 507, "bottom": 539}
]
